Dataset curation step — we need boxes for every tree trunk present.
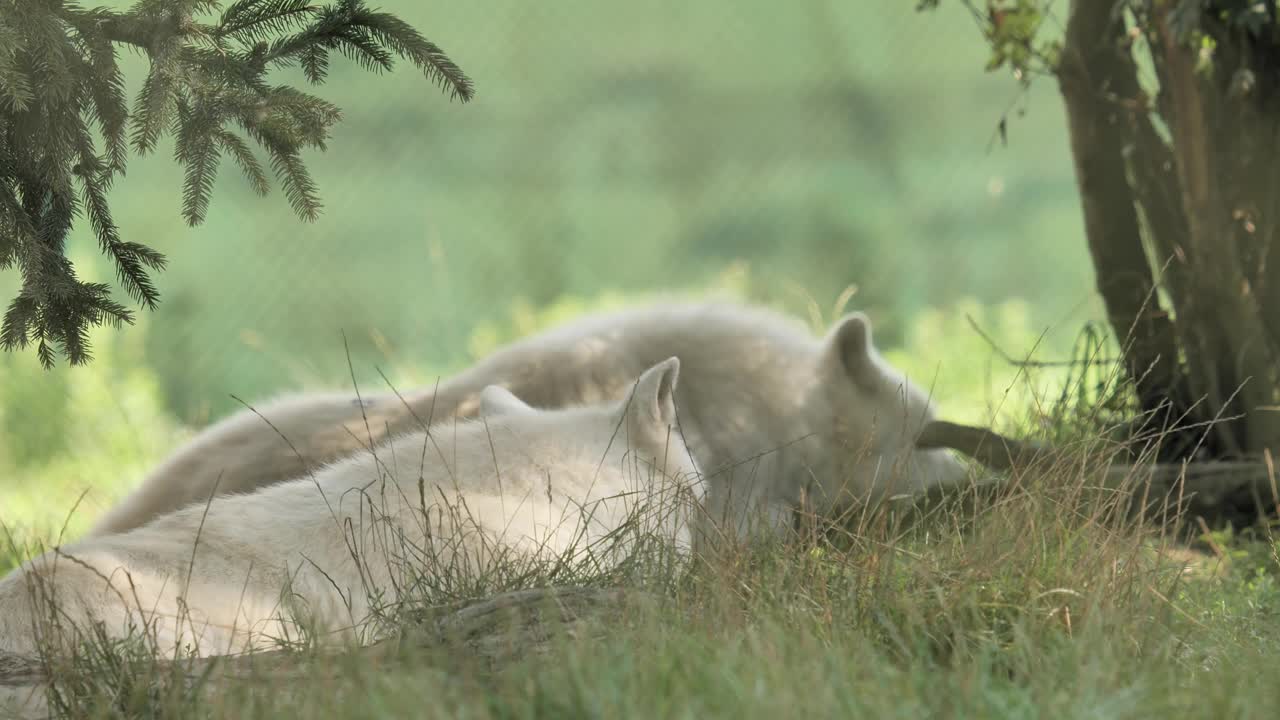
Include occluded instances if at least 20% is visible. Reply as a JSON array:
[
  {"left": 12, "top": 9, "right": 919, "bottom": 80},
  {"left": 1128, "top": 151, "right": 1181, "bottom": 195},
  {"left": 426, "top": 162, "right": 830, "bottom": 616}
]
[
  {"left": 1058, "top": 0, "right": 1280, "bottom": 462},
  {"left": 1057, "top": 0, "right": 1194, "bottom": 458},
  {"left": 1153, "top": 9, "right": 1280, "bottom": 456},
  {"left": 916, "top": 420, "right": 1280, "bottom": 528}
]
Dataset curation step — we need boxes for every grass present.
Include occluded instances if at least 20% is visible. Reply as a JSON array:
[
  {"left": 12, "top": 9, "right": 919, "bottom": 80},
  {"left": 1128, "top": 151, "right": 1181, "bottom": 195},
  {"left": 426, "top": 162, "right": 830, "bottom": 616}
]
[
  {"left": 0, "top": 1, "right": 1270, "bottom": 715},
  {"left": 8, "top": 471, "right": 1280, "bottom": 719},
  {"left": 0, "top": 286, "right": 1274, "bottom": 720},
  {"left": 7, "top": 304, "right": 1280, "bottom": 719},
  {"left": 6, "top": 366, "right": 1280, "bottom": 719}
]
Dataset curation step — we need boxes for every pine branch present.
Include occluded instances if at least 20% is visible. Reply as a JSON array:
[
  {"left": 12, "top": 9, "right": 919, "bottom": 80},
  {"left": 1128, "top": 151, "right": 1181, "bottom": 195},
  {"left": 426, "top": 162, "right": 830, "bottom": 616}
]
[
  {"left": 33, "top": 183, "right": 77, "bottom": 262},
  {"left": 92, "top": 8, "right": 169, "bottom": 50},
  {"left": 263, "top": 7, "right": 391, "bottom": 74},
  {"left": 216, "top": 127, "right": 270, "bottom": 195},
  {"left": 0, "top": 19, "right": 32, "bottom": 112},
  {"left": 262, "top": 0, "right": 473, "bottom": 99},
  {"left": 3, "top": 273, "right": 139, "bottom": 368},
  {"left": 130, "top": 35, "right": 183, "bottom": 154},
  {"left": 331, "top": 24, "right": 396, "bottom": 74},
  {"left": 219, "top": 0, "right": 318, "bottom": 43},
  {"left": 245, "top": 118, "right": 322, "bottom": 220},
  {"left": 261, "top": 85, "right": 341, "bottom": 148},
  {"left": 299, "top": 42, "right": 329, "bottom": 83},
  {"left": 76, "top": 152, "right": 167, "bottom": 309},
  {"left": 0, "top": 0, "right": 473, "bottom": 367},
  {"left": 0, "top": 220, "right": 23, "bottom": 271},
  {"left": 180, "top": 138, "right": 220, "bottom": 226},
  {"left": 174, "top": 95, "right": 225, "bottom": 225},
  {"left": 22, "top": 9, "right": 78, "bottom": 107},
  {"left": 178, "top": 43, "right": 272, "bottom": 94},
  {"left": 350, "top": 5, "right": 474, "bottom": 101},
  {"left": 0, "top": 176, "right": 35, "bottom": 272},
  {"left": 0, "top": 294, "right": 36, "bottom": 354},
  {"left": 67, "top": 11, "right": 130, "bottom": 175}
]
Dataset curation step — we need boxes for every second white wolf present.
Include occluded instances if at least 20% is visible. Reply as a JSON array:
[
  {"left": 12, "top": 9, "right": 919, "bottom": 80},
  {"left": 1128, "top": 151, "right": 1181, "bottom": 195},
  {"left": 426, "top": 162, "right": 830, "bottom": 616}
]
[{"left": 0, "top": 359, "right": 699, "bottom": 659}]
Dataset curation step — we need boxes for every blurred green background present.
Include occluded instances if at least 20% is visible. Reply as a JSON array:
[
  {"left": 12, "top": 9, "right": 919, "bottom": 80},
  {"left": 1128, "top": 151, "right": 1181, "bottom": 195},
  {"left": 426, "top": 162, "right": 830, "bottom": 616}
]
[{"left": 0, "top": 0, "right": 1102, "bottom": 537}]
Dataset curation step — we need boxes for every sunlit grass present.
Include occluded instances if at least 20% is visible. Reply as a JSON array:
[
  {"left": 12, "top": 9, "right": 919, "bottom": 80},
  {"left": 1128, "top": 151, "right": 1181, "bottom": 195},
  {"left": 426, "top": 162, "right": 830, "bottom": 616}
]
[
  {"left": 4, "top": 293, "right": 1268, "bottom": 720},
  {"left": 8, "top": 433, "right": 1280, "bottom": 719}
]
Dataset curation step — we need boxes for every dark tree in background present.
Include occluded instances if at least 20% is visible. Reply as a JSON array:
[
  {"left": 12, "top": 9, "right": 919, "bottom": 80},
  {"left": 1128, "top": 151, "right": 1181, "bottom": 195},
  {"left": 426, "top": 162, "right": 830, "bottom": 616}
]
[
  {"left": 0, "top": 0, "right": 472, "bottom": 367},
  {"left": 922, "top": 0, "right": 1280, "bottom": 463}
]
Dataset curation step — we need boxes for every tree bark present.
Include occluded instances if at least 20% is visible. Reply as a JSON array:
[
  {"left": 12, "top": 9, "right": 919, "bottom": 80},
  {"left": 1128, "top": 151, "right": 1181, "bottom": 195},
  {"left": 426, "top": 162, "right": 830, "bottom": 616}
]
[
  {"left": 917, "top": 420, "right": 1280, "bottom": 526},
  {"left": 1058, "top": 0, "right": 1192, "bottom": 454},
  {"left": 1155, "top": 9, "right": 1280, "bottom": 455},
  {"left": 916, "top": 420, "right": 1052, "bottom": 470}
]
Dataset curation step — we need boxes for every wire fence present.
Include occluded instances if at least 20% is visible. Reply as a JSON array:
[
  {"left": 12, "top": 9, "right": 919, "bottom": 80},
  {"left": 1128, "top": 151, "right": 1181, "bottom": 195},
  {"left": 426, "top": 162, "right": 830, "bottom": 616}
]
[{"left": 4, "top": 0, "right": 1092, "bottom": 427}]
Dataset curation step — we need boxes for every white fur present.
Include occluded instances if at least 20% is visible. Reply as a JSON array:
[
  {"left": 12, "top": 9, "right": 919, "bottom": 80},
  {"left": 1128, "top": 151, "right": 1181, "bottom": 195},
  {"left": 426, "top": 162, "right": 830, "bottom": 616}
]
[
  {"left": 90, "top": 302, "right": 966, "bottom": 539},
  {"left": 0, "top": 360, "right": 700, "bottom": 658}
]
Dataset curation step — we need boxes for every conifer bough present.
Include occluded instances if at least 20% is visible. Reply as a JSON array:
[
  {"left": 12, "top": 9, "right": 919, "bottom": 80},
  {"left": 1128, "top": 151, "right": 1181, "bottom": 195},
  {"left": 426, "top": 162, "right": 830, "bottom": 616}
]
[{"left": 0, "top": 0, "right": 473, "bottom": 368}]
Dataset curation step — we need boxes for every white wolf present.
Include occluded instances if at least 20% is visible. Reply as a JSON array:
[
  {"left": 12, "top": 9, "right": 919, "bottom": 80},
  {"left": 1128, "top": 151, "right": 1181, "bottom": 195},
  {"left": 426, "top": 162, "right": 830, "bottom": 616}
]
[
  {"left": 0, "top": 359, "right": 699, "bottom": 659},
  {"left": 90, "top": 302, "right": 966, "bottom": 540}
]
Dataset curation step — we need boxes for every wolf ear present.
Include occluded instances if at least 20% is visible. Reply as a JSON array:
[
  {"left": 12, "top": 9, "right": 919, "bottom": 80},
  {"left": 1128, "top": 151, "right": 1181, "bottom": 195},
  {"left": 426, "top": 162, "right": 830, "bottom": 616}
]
[
  {"left": 624, "top": 357, "right": 681, "bottom": 433},
  {"left": 479, "top": 385, "right": 536, "bottom": 417},
  {"left": 823, "top": 312, "right": 879, "bottom": 391}
]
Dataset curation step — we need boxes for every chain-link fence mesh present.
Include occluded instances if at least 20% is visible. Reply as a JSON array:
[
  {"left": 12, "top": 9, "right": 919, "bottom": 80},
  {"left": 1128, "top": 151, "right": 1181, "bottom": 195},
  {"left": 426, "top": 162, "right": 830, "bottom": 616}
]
[{"left": 2, "top": 0, "right": 1101, "bottom": 530}]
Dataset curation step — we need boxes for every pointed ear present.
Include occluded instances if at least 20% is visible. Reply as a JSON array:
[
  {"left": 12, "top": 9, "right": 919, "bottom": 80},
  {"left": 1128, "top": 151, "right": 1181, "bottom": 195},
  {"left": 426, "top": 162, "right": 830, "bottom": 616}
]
[
  {"left": 625, "top": 356, "right": 681, "bottom": 433},
  {"left": 824, "top": 312, "right": 879, "bottom": 390},
  {"left": 479, "top": 385, "right": 536, "bottom": 417}
]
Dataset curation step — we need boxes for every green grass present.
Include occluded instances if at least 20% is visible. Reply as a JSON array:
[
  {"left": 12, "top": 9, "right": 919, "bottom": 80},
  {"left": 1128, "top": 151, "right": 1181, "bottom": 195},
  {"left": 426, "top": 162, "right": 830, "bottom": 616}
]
[
  {"left": 7, "top": 1, "right": 1265, "bottom": 716},
  {"left": 7, "top": 443, "right": 1280, "bottom": 719},
  {"left": 1, "top": 321, "right": 1277, "bottom": 720},
  {"left": 8, "top": 296, "right": 1270, "bottom": 720}
]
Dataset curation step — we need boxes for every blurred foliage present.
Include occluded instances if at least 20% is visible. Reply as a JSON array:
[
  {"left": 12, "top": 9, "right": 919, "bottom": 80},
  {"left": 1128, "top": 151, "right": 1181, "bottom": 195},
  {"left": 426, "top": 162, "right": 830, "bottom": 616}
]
[
  {"left": 0, "top": 267, "right": 186, "bottom": 543},
  {"left": 2, "top": 0, "right": 1108, "bottom": 529},
  {"left": 0, "top": 285, "right": 1075, "bottom": 543},
  {"left": 921, "top": 0, "right": 1280, "bottom": 88},
  {"left": 49, "top": 0, "right": 1093, "bottom": 426}
]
